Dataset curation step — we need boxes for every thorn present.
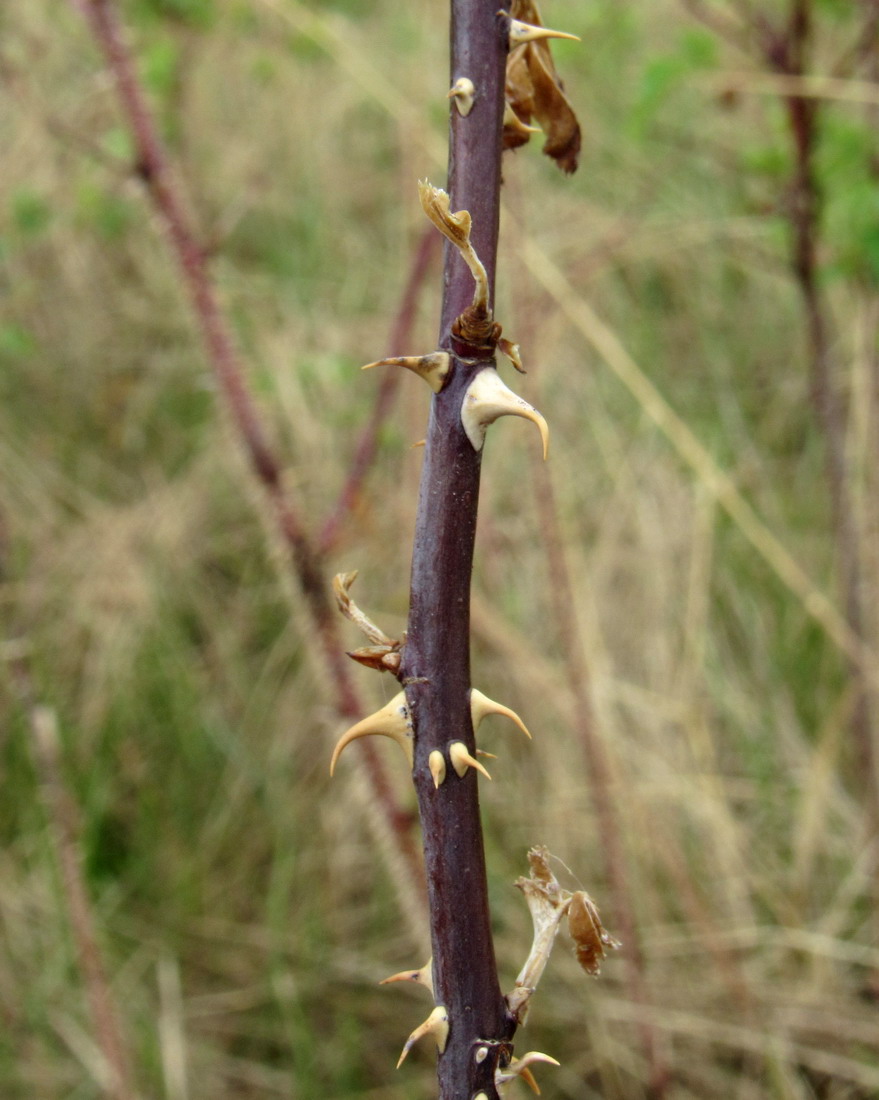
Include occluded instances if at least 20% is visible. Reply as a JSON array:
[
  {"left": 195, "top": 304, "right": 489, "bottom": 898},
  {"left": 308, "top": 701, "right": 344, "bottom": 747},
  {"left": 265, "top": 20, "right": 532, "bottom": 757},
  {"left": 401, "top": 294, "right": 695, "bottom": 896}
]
[
  {"left": 380, "top": 958, "right": 434, "bottom": 996},
  {"left": 519, "top": 1067, "right": 542, "bottom": 1094},
  {"left": 461, "top": 368, "right": 549, "bottom": 459},
  {"left": 362, "top": 352, "right": 450, "bottom": 394},
  {"left": 495, "top": 1051, "right": 561, "bottom": 1093},
  {"left": 471, "top": 688, "right": 532, "bottom": 739},
  {"left": 502, "top": 13, "right": 581, "bottom": 45},
  {"left": 498, "top": 336, "right": 525, "bottom": 373},
  {"left": 412, "top": 439, "right": 426, "bottom": 448},
  {"left": 330, "top": 692, "right": 413, "bottom": 775},
  {"left": 428, "top": 750, "right": 447, "bottom": 788},
  {"left": 476, "top": 749, "right": 497, "bottom": 759},
  {"left": 449, "top": 742, "right": 492, "bottom": 780},
  {"left": 504, "top": 101, "right": 542, "bottom": 136},
  {"left": 396, "top": 1005, "right": 449, "bottom": 1068},
  {"left": 447, "top": 76, "right": 476, "bottom": 116}
]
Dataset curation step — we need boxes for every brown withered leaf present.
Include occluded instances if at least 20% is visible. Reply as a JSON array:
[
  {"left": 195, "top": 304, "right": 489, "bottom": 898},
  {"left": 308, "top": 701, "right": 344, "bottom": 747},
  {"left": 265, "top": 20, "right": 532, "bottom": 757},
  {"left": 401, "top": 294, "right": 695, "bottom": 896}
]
[
  {"left": 567, "top": 890, "right": 621, "bottom": 976},
  {"left": 504, "top": 0, "right": 581, "bottom": 173}
]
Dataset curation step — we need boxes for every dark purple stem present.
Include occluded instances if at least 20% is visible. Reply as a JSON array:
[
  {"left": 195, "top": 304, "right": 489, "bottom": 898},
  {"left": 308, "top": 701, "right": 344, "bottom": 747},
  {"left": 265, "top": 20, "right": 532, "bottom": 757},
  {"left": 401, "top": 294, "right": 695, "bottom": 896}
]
[{"left": 398, "top": 3, "right": 512, "bottom": 1097}]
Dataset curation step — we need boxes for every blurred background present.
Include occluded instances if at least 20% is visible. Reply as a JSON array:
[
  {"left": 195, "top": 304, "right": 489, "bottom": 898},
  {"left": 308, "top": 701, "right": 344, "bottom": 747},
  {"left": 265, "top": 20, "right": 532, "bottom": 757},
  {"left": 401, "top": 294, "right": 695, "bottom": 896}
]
[{"left": 2, "top": 0, "right": 879, "bottom": 1096}]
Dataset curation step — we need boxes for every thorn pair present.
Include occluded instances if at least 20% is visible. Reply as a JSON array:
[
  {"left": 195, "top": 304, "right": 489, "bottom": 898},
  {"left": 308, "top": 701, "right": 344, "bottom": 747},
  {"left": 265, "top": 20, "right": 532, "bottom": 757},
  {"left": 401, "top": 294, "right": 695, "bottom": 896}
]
[{"left": 427, "top": 690, "right": 532, "bottom": 787}]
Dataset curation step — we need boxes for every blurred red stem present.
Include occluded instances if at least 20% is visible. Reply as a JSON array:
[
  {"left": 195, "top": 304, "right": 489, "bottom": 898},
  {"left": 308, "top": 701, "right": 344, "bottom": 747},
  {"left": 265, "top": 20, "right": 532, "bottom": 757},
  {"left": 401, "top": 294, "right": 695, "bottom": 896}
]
[
  {"left": 72, "top": 0, "right": 423, "bottom": 880},
  {"left": 318, "top": 226, "right": 438, "bottom": 556}
]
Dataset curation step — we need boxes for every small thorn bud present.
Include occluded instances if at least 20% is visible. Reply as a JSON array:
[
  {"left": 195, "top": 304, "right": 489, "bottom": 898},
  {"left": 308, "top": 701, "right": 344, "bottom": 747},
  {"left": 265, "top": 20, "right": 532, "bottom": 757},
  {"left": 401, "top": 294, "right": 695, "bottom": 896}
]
[
  {"left": 362, "top": 352, "right": 451, "bottom": 394},
  {"left": 397, "top": 1006, "right": 449, "bottom": 1068},
  {"left": 448, "top": 76, "right": 476, "bottom": 116},
  {"left": 471, "top": 688, "right": 532, "bottom": 739},
  {"left": 449, "top": 742, "right": 492, "bottom": 780},
  {"left": 461, "top": 368, "right": 549, "bottom": 459},
  {"left": 502, "top": 12, "right": 581, "bottom": 45},
  {"left": 428, "top": 750, "right": 447, "bottom": 788},
  {"left": 498, "top": 336, "right": 525, "bottom": 373},
  {"left": 475, "top": 1045, "right": 489, "bottom": 1064},
  {"left": 330, "top": 692, "right": 413, "bottom": 774},
  {"left": 380, "top": 957, "right": 434, "bottom": 996}
]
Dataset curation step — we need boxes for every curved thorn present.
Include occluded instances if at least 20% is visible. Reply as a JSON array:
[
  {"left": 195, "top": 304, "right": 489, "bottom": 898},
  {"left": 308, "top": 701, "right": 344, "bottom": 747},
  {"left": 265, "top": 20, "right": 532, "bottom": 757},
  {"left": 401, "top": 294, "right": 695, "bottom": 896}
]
[
  {"left": 396, "top": 1005, "right": 449, "bottom": 1068},
  {"left": 471, "top": 688, "right": 532, "bottom": 739},
  {"left": 329, "top": 692, "right": 413, "bottom": 775},
  {"left": 447, "top": 76, "right": 476, "bottom": 116},
  {"left": 428, "top": 750, "right": 447, "bottom": 788},
  {"left": 362, "top": 352, "right": 450, "bottom": 394},
  {"left": 461, "top": 368, "right": 549, "bottom": 460},
  {"left": 476, "top": 749, "right": 498, "bottom": 759},
  {"left": 449, "top": 741, "right": 492, "bottom": 780},
  {"left": 380, "top": 957, "right": 434, "bottom": 996},
  {"left": 502, "top": 13, "right": 581, "bottom": 45},
  {"left": 496, "top": 1051, "right": 561, "bottom": 1093},
  {"left": 504, "top": 101, "right": 542, "bottom": 136}
]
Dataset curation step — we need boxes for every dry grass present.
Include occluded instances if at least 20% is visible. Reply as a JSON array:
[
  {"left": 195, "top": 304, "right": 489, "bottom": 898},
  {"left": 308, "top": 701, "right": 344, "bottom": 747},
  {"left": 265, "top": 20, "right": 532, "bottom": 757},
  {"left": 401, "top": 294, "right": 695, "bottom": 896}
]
[{"left": 1, "top": 0, "right": 878, "bottom": 1097}]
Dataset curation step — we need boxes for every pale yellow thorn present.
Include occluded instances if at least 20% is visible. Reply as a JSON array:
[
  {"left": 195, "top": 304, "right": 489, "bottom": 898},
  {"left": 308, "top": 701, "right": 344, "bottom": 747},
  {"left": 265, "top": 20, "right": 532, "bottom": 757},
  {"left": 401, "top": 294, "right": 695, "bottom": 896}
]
[
  {"left": 504, "top": 102, "right": 542, "bottom": 135},
  {"left": 380, "top": 957, "right": 434, "bottom": 996},
  {"left": 495, "top": 1051, "right": 561, "bottom": 1093},
  {"left": 447, "top": 76, "right": 476, "bottom": 116},
  {"left": 449, "top": 741, "right": 492, "bottom": 780},
  {"left": 460, "top": 368, "right": 549, "bottom": 459},
  {"left": 428, "top": 750, "right": 447, "bottom": 789},
  {"left": 362, "top": 352, "right": 450, "bottom": 394},
  {"left": 396, "top": 1005, "right": 449, "bottom": 1068},
  {"left": 471, "top": 688, "right": 532, "bottom": 739},
  {"left": 502, "top": 13, "right": 581, "bottom": 45},
  {"left": 476, "top": 749, "right": 497, "bottom": 759},
  {"left": 329, "top": 691, "right": 413, "bottom": 774}
]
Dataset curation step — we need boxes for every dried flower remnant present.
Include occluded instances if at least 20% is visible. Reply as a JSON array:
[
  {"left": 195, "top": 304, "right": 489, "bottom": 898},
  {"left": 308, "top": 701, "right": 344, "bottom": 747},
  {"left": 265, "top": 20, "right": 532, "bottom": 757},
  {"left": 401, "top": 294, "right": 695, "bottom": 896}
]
[
  {"left": 506, "top": 847, "right": 619, "bottom": 1025},
  {"left": 503, "top": 0, "right": 582, "bottom": 173},
  {"left": 568, "top": 889, "right": 621, "bottom": 977}
]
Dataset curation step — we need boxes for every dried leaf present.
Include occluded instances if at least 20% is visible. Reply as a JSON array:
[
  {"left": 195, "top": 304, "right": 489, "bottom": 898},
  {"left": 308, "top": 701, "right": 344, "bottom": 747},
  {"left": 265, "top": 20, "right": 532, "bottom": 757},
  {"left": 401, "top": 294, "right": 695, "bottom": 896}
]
[
  {"left": 567, "top": 890, "right": 620, "bottom": 976},
  {"left": 503, "top": 0, "right": 581, "bottom": 173}
]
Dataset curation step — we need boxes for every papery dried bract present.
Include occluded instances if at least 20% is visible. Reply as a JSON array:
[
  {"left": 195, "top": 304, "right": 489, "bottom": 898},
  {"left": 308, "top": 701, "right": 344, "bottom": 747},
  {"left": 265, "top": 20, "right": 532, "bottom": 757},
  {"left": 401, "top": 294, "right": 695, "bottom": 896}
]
[
  {"left": 567, "top": 890, "right": 621, "bottom": 976},
  {"left": 504, "top": 0, "right": 581, "bottom": 173}
]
